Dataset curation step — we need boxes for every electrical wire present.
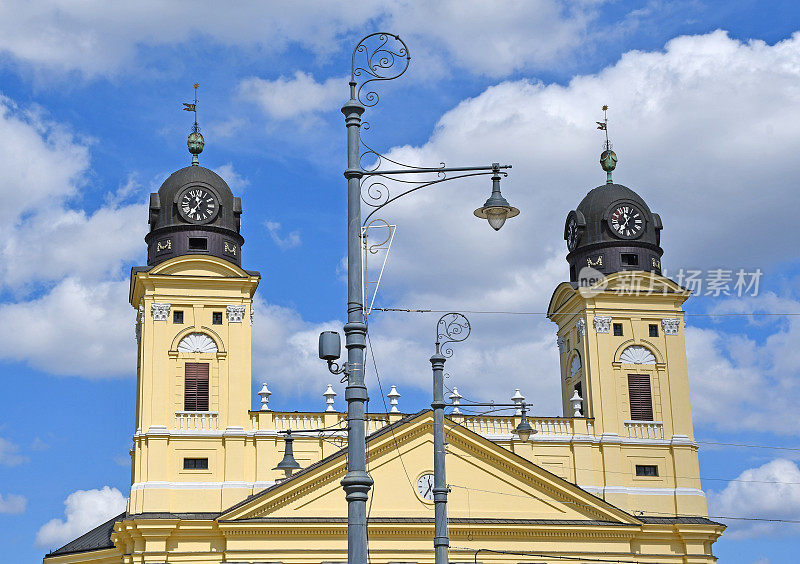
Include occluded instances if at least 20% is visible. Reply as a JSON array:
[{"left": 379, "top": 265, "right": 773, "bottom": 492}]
[
  {"left": 365, "top": 329, "right": 430, "bottom": 508},
  {"left": 372, "top": 306, "right": 800, "bottom": 318},
  {"left": 446, "top": 483, "right": 800, "bottom": 524}
]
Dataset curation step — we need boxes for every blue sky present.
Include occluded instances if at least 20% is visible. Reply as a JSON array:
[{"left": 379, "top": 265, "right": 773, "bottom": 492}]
[{"left": 0, "top": 1, "right": 799, "bottom": 562}]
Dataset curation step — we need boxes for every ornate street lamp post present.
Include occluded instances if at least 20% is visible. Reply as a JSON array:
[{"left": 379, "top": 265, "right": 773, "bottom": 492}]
[
  {"left": 429, "top": 314, "right": 535, "bottom": 564},
  {"left": 319, "top": 33, "right": 520, "bottom": 564}
]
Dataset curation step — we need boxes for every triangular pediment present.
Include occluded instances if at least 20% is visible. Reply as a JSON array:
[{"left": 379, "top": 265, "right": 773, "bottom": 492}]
[{"left": 220, "top": 411, "right": 637, "bottom": 525}]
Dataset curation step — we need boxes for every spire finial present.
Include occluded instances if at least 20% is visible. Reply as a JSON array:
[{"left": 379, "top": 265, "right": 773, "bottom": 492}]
[
  {"left": 596, "top": 104, "right": 617, "bottom": 184},
  {"left": 184, "top": 83, "right": 204, "bottom": 165}
]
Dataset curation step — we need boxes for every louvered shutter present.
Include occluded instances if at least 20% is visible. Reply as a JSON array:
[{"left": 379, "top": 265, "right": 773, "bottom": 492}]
[
  {"left": 185, "top": 363, "right": 210, "bottom": 411},
  {"left": 628, "top": 374, "right": 653, "bottom": 421}
]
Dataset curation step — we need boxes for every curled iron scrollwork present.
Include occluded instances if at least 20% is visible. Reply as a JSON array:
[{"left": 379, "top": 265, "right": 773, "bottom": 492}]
[
  {"left": 351, "top": 33, "right": 411, "bottom": 107},
  {"left": 436, "top": 312, "right": 471, "bottom": 358},
  {"left": 362, "top": 218, "right": 394, "bottom": 254}
]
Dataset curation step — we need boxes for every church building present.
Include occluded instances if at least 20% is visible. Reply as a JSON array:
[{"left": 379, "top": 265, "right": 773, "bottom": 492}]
[{"left": 43, "top": 130, "right": 724, "bottom": 563}]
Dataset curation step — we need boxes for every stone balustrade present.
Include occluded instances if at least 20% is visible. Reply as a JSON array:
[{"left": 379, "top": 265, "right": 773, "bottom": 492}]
[
  {"left": 624, "top": 420, "right": 664, "bottom": 439},
  {"left": 175, "top": 411, "right": 219, "bottom": 431}
]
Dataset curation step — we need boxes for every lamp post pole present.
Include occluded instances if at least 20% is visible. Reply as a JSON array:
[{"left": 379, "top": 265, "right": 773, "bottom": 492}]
[
  {"left": 341, "top": 77, "right": 372, "bottom": 564},
  {"left": 323, "top": 33, "right": 520, "bottom": 564},
  {"left": 431, "top": 313, "right": 472, "bottom": 564}
]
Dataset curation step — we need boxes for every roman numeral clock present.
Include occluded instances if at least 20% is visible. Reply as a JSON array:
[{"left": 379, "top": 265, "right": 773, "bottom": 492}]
[{"left": 179, "top": 186, "right": 219, "bottom": 223}]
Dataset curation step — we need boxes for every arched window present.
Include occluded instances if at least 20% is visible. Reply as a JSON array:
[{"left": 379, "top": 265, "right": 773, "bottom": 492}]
[{"left": 620, "top": 345, "right": 655, "bottom": 364}]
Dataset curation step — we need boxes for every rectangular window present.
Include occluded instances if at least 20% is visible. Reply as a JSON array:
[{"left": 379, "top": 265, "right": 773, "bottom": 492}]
[
  {"left": 649, "top": 324, "right": 658, "bottom": 337},
  {"left": 613, "top": 323, "right": 623, "bottom": 336},
  {"left": 628, "top": 374, "right": 654, "bottom": 421},
  {"left": 635, "top": 464, "right": 658, "bottom": 477},
  {"left": 188, "top": 237, "right": 208, "bottom": 250},
  {"left": 183, "top": 458, "right": 209, "bottom": 470},
  {"left": 621, "top": 253, "right": 639, "bottom": 266},
  {"left": 212, "top": 312, "right": 223, "bottom": 325},
  {"left": 173, "top": 310, "right": 184, "bottom": 324},
  {"left": 184, "top": 363, "right": 209, "bottom": 411}
]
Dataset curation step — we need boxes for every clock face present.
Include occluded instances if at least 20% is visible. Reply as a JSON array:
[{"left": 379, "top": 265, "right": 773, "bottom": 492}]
[
  {"left": 566, "top": 216, "right": 579, "bottom": 251},
  {"left": 179, "top": 187, "right": 218, "bottom": 224},
  {"left": 416, "top": 473, "right": 434, "bottom": 501},
  {"left": 608, "top": 204, "right": 644, "bottom": 239}
]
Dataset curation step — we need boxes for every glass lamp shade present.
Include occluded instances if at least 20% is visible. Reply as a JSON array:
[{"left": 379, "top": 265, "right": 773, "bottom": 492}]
[
  {"left": 513, "top": 419, "right": 535, "bottom": 442},
  {"left": 486, "top": 207, "right": 509, "bottom": 231}
]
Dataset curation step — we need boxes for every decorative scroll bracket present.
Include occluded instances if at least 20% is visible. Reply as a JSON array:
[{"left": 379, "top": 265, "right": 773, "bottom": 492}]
[{"left": 361, "top": 219, "right": 397, "bottom": 316}]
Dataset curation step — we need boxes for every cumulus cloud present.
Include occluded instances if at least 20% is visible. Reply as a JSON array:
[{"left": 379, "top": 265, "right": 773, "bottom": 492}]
[
  {"left": 36, "top": 486, "right": 126, "bottom": 548},
  {"left": 251, "top": 297, "right": 340, "bottom": 398},
  {"left": 0, "top": 1, "right": 604, "bottom": 78},
  {"left": 684, "top": 292, "right": 800, "bottom": 434},
  {"left": 265, "top": 221, "right": 302, "bottom": 250},
  {"left": 0, "top": 493, "right": 27, "bottom": 514},
  {"left": 240, "top": 72, "right": 347, "bottom": 122},
  {"left": 707, "top": 459, "right": 800, "bottom": 538},
  {"left": 0, "top": 437, "right": 27, "bottom": 467},
  {"left": 340, "top": 30, "right": 800, "bottom": 416}
]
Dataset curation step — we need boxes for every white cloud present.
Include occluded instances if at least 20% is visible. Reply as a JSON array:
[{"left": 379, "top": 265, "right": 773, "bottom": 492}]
[
  {"left": 0, "top": 1, "right": 603, "bottom": 78},
  {"left": 251, "top": 297, "right": 340, "bottom": 399},
  {"left": 707, "top": 459, "right": 800, "bottom": 538},
  {"left": 0, "top": 94, "right": 143, "bottom": 377},
  {"left": 213, "top": 163, "right": 249, "bottom": 193},
  {"left": 35, "top": 486, "right": 126, "bottom": 548},
  {"left": 265, "top": 221, "right": 302, "bottom": 250},
  {"left": 0, "top": 493, "right": 27, "bottom": 514},
  {"left": 0, "top": 279, "right": 135, "bottom": 377},
  {"left": 0, "top": 437, "right": 27, "bottom": 467},
  {"left": 0, "top": 96, "right": 88, "bottom": 222},
  {"left": 335, "top": 30, "right": 800, "bottom": 418},
  {"left": 240, "top": 72, "right": 347, "bottom": 122},
  {"left": 684, "top": 292, "right": 800, "bottom": 434}
]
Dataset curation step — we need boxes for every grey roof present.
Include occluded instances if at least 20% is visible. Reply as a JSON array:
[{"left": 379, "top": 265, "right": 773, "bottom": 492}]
[
  {"left": 46, "top": 512, "right": 124, "bottom": 557},
  {"left": 638, "top": 516, "right": 725, "bottom": 526}
]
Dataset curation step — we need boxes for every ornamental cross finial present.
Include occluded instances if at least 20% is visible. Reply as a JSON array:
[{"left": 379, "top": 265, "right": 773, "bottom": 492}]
[{"left": 597, "top": 105, "right": 617, "bottom": 184}]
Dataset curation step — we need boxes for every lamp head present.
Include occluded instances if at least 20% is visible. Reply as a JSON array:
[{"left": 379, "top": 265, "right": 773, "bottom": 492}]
[
  {"left": 474, "top": 164, "right": 519, "bottom": 230},
  {"left": 513, "top": 418, "right": 535, "bottom": 442},
  {"left": 273, "top": 431, "right": 302, "bottom": 478}
]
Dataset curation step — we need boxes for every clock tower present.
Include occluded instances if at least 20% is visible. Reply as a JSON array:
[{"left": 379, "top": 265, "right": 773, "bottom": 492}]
[
  {"left": 128, "top": 128, "right": 261, "bottom": 513},
  {"left": 548, "top": 143, "right": 706, "bottom": 515}
]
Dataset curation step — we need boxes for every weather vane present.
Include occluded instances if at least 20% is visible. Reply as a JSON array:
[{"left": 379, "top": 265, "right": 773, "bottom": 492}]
[
  {"left": 183, "top": 83, "right": 204, "bottom": 165},
  {"left": 596, "top": 104, "right": 616, "bottom": 184}
]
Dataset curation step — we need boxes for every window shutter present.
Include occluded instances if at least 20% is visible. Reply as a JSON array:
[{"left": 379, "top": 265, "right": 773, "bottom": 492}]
[
  {"left": 185, "top": 363, "right": 210, "bottom": 411},
  {"left": 628, "top": 374, "right": 653, "bottom": 421}
]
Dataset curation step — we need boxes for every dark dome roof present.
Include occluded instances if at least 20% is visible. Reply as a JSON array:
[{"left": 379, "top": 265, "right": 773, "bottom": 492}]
[
  {"left": 144, "top": 164, "right": 243, "bottom": 267},
  {"left": 564, "top": 182, "right": 663, "bottom": 282},
  {"left": 574, "top": 183, "right": 660, "bottom": 248},
  {"left": 150, "top": 165, "right": 237, "bottom": 232}
]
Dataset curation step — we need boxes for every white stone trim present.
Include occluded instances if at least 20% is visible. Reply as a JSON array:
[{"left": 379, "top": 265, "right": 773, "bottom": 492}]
[
  {"left": 578, "top": 485, "right": 705, "bottom": 498},
  {"left": 662, "top": 318, "right": 680, "bottom": 335},
  {"left": 151, "top": 303, "right": 170, "bottom": 321},
  {"left": 131, "top": 480, "right": 276, "bottom": 491},
  {"left": 593, "top": 316, "right": 612, "bottom": 333},
  {"left": 576, "top": 319, "right": 586, "bottom": 338},
  {"left": 227, "top": 305, "right": 246, "bottom": 323},
  {"left": 557, "top": 337, "right": 567, "bottom": 354}
]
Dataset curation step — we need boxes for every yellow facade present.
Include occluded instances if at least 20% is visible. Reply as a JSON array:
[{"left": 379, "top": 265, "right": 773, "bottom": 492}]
[{"left": 44, "top": 258, "right": 723, "bottom": 563}]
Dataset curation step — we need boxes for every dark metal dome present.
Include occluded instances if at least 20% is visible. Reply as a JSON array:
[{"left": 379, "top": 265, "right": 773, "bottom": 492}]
[
  {"left": 564, "top": 183, "right": 663, "bottom": 282},
  {"left": 145, "top": 165, "right": 243, "bottom": 267}
]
